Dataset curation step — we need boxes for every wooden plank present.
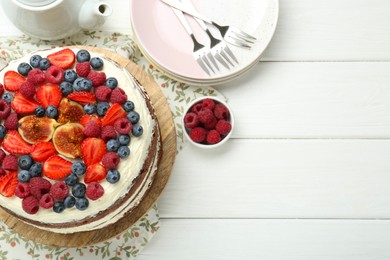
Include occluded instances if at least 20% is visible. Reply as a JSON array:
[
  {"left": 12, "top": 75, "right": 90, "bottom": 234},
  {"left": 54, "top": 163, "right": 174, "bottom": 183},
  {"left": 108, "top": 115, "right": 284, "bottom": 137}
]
[
  {"left": 220, "top": 61, "right": 390, "bottom": 138},
  {"left": 138, "top": 219, "right": 390, "bottom": 260},
  {"left": 158, "top": 139, "right": 390, "bottom": 219}
]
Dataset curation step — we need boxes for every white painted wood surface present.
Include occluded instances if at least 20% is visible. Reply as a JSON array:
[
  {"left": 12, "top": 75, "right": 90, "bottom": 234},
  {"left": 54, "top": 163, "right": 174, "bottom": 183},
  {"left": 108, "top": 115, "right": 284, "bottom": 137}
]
[{"left": 1, "top": 0, "right": 390, "bottom": 259}]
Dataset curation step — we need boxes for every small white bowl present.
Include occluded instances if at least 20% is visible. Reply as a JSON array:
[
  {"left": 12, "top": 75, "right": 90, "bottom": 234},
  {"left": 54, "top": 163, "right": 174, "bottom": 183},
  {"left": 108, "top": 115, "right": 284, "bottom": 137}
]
[{"left": 182, "top": 96, "right": 234, "bottom": 149}]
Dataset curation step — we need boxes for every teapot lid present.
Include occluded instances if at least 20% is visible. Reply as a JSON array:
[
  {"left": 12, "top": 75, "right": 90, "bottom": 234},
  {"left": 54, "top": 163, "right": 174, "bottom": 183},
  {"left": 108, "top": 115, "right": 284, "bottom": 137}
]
[{"left": 15, "top": 0, "right": 57, "bottom": 6}]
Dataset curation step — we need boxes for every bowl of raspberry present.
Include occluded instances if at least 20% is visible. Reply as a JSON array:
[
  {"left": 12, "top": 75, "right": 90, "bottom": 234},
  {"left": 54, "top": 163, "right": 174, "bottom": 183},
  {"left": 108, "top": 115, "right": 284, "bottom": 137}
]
[{"left": 182, "top": 97, "right": 234, "bottom": 148}]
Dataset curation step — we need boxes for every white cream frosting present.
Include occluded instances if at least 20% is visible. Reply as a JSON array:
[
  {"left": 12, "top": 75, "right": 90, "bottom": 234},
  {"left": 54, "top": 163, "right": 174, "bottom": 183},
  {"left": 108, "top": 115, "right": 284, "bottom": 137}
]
[{"left": 0, "top": 48, "right": 160, "bottom": 233}]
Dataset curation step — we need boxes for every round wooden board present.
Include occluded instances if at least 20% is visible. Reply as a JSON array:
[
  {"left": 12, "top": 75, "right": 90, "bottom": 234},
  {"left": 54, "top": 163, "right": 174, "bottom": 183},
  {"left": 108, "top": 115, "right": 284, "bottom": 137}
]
[{"left": 0, "top": 46, "right": 176, "bottom": 247}]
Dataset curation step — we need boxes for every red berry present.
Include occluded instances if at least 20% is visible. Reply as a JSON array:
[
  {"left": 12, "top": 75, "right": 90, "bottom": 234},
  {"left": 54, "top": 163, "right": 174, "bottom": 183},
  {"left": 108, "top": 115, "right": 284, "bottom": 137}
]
[
  {"left": 0, "top": 83, "right": 4, "bottom": 97},
  {"left": 27, "top": 68, "right": 46, "bottom": 85},
  {"left": 19, "top": 81, "right": 36, "bottom": 99},
  {"left": 189, "top": 127, "right": 206, "bottom": 143},
  {"left": 22, "top": 196, "right": 40, "bottom": 214},
  {"left": 214, "top": 104, "right": 229, "bottom": 119},
  {"left": 206, "top": 129, "right": 221, "bottom": 144},
  {"left": 215, "top": 119, "right": 232, "bottom": 135},
  {"left": 198, "top": 109, "right": 215, "bottom": 124},
  {"left": 191, "top": 102, "right": 203, "bottom": 114},
  {"left": 0, "top": 169, "right": 6, "bottom": 178},
  {"left": 203, "top": 116, "right": 217, "bottom": 130},
  {"left": 2, "top": 154, "right": 18, "bottom": 171},
  {"left": 39, "top": 193, "right": 54, "bottom": 209},
  {"left": 114, "top": 118, "right": 132, "bottom": 134},
  {"left": 83, "top": 121, "right": 102, "bottom": 138},
  {"left": 50, "top": 181, "right": 69, "bottom": 201},
  {"left": 76, "top": 62, "right": 91, "bottom": 77},
  {"left": 0, "top": 100, "right": 11, "bottom": 120},
  {"left": 30, "top": 177, "right": 52, "bottom": 199},
  {"left": 0, "top": 149, "right": 5, "bottom": 165},
  {"left": 87, "top": 71, "right": 106, "bottom": 87},
  {"left": 101, "top": 152, "right": 120, "bottom": 169},
  {"left": 184, "top": 112, "right": 199, "bottom": 128},
  {"left": 14, "top": 182, "right": 31, "bottom": 199},
  {"left": 45, "top": 65, "right": 64, "bottom": 84},
  {"left": 86, "top": 182, "right": 104, "bottom": 200},
  {"left": 94, "top": 85, "right": 112, "bottom": 101},
  {"left": 110, "top": 87, "right": 127, "bottom": 104},
  {"left": 101, "top": 125, "right": 117, "bottom": 142},
  {"left": 202, "top": 98, "right": 215, "bottom": 110},
  {"left": 4, "top": 113, "right": 19, "bottom": 130}
]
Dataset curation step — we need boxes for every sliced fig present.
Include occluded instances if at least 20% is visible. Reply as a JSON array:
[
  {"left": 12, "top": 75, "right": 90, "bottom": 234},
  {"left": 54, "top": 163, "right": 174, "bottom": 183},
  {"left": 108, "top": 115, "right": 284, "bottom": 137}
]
[
  {"left": 52, "top": 123, "right": 84, "bottom": 159},
  {"left": 18, "top": 115, "right": 59, "bottom": 144},
  {"left": 57, "top": 98, "right": 85, "bottom": 124}
]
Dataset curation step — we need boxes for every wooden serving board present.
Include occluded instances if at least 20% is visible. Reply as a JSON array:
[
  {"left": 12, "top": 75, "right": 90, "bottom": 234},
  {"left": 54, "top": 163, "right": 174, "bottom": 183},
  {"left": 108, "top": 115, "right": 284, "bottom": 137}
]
[{"left": 0, "top": 46, "right": 176, "bottom": 247}]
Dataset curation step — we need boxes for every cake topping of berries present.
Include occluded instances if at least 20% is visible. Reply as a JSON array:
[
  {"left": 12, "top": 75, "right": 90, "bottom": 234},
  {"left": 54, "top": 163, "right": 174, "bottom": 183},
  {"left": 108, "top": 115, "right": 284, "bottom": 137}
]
[
  {"left": 50, "top": 181, "right": 69, "bottom": 201},
  {"left": 86, "top": 182, "right": 104, "bottom": 200},
  {"left": 22, "top": 196, "right": 40, "bottom": 214}
]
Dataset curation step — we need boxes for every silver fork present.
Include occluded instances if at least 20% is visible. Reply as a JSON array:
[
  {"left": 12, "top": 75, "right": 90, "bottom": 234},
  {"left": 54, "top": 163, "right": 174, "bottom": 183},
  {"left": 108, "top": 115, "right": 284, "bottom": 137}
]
[
  {"left": 162, "top": 0, "right": 256, "bottom": 48},
  {"left": 170, "top": 7, "right": 216, "bottom": 75}
]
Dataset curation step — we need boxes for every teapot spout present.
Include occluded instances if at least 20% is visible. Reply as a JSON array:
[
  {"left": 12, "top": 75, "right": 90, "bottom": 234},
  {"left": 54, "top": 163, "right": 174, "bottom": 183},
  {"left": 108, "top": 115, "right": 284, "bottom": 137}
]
[{"left": 78, "top": 0, "right": 112, "bottom": 30}]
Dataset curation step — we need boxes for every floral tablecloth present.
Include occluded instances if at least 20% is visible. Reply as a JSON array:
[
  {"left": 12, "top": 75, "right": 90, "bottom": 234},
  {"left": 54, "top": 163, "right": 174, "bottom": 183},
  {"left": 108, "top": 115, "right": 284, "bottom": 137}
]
[{"left": 0, "top": 30, "right": 224, "bottom": 259}]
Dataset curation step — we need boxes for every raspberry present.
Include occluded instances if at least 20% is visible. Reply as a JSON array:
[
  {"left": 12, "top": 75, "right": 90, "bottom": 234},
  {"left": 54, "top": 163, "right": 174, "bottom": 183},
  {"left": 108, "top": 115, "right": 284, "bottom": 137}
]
[
  {"left": 14, "top": 182, "right": 31, "bottom": 199},
  {"left": 214, "top": 104, "right": 229, "bottom": 119},
  {"left": 86, "top": 182, "right": 104, "bottom": 200},
  {"left": 88, "top": 71, "right": 106, "bottom": 87},
  {"left": 76, "top": 62, "right": 91, "bottom": 77},
  {"left": 0, "top": 100, "right": 11, "bottom": 120},
  {"left": 39, "top": 193, "right": 54, "bottom": 209},
  {"left": 0, "top": 83, "right": 4, "bottom": 97},
  {"left": 114, "top": 118, "right": 132, "bottom": 134},
  {"left": 184, "top": 112, "right": 199, "bottom": 128},
  {"left": 22, "top": 196, "right": 40, "bottom": 214},
  {"left": 4, "top": 113, "right": 19, "bottom": 130},
  {"left": 110, "top": 87, "right": 127, "bottom": 104},
  {"left": 206, "top": 129, "right": 221, "bottom": 144},
  {"left": 101, "top": 152, "right": 120, "bottom": 169},
  {"left": 189, "top": 127, "right": 206, "bottom": 143},
  {"left": 198, "top": 109, "right": 215, "bottom": 124},
  {"left": 0, "top": 168, "right": 6, "bottom": 178},
  {"left": 27, "top": 68, "right": 46, "bottom": 85},
  {"left": 203, "top": 116, "right": 217, "bottom": 130},
  {"left": 45, "top": 65, "right": 64, "bottom": 84},
  {"left": 0, "top": 149, "right": 6, "bottom": 165},
  {"left": 83, "top": 120, "right": 102, "bottom": 138},
  {"left": 50, "top": 181, "right": 69, "bottom": 200},
  {"left": 2, "top": 154, "right": 18, "bottom": 171},
  {"left": 101, "top": 125, "right": 117, "bottom": 142},
  {"left": 19, "top": 81, "right": 36, "bottom": 99},
  {"left": 94, "top": 85, "right": 112, "bottom": 101},
  {"left": 30, "top": 177, "right": 52, "bottom": 199},
  {"left": 215, "top": 119, "right": 232, "bottom": 135},
  {"left": 202, "top": 98, "right": 215, "bottom": 110},
  {"left": 191, "top": 102, "right": 203, "bottom": 114}
]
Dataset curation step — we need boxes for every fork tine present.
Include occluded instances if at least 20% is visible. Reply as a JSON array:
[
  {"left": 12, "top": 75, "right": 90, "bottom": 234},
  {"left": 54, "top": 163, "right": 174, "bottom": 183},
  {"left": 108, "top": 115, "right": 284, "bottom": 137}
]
[
  {"left": 201, "top": 55, "right": 215, "bottom": 73},
  {"left": 195, "top": 57, "right": 211, "bottom": 75},
  {"left": 225, "top": 36, "right": 252, "bottom": 49},
  {"left": 230, "top": 27, "right": 257, "bottom": 41},
  {"left": 214, "top": 52, "right": 230, "bottom": 69},
  {"left": 223, "top": 45, "right": 238, "bottom": 64},
  {"left": 220, "top": 49, "right": 234, "bottom": 67},
  {"left": 206, "top": 52, "right": 219, "bottom": 71}
]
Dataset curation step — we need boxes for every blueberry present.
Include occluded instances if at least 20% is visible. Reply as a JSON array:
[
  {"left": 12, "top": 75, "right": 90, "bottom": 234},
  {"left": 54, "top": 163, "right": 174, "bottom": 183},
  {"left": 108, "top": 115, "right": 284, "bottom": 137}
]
[
  {"left": 17, "top": 62, "right": 32, "bottom": 76},
  {"left": 38, "top": 58, "right": 51, "bottom": 70},
  {"left": 105, "top": 77, "right": 118, "bottom": 89},
  {"left": 29, "top": 163, "right": 42, "bottom": 177},
  {"left": 132, "top": 124, "right": 143, "bottom": 137},
  {"left": 34, "top": 105, "right": 45, "bottom": 117},
  {"left": 126, "top": 111, "right": 140, "bottom": 124},
  {"left": 18, "top": 155, "right": 33, "bottom": 170},
  {"left": 29, "top": 54, "right": 42, "bottom": 68},
  {"left": 72, "top": 183, "right": 86, "bottom": 198},
  {"left": 64, "top": 195, "right": 76, "bottom": 208},
  {"left": 117, "top": 146, "right": 130, "bottom": 158},
  {"left": 64, "top": 69, "right": 77, "bottom": 83},
  {"left": 18, "top": 170, "right": 31, "bottom": 182},
  {"left": 65, "top": 173, "right": 78, "bottom": 186},
  {"left": 97, "top": 102, "right": 110, "bottom": 116},
  {"left": 60, "top": 81, "right": 73, "bottom": 96},
  {"left": 106, "top": 139, "right": 120, "bottom": 152},
  {"left": 84, "top": 103, "right": 96, "bottom": 114},
  {"left": 2, "top": 93, "right": 13, "bottom": 103},
  {"left": 106, "top": 169, "right": 121, "bottom": 184},
  {"left": 123, "top": 100, "right": 135, "bottom": 112},
  {"left": 76, "top": 50, "right": 91, "bottom": 63},
  {"left": 118, "top": 134, "right": 131, "bottom": 146},
  {"left": 45, "top": 105, "right": 58, "bottom": 119},
  {"left": 75, "top": 197, "right": 89, "bottom": 211},
  {"left": 0, "top": 125, "right": 6, "bottom": 139},
  {"left": 53, "top": 201, "right": 65, "bottom": 213},
  {"left": 71, "top": 161, "right": 86, "bottom": 176},
  {"left": 90, "top": 57, "right": 104, "bottom": 70},
  {"left": 73, "top": 77, "right": 92, "bottom": 92}
]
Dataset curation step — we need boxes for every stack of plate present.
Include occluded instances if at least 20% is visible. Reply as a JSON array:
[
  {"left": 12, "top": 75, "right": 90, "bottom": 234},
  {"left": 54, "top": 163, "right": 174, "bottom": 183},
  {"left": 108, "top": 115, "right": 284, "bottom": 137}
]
[{"left": 130, "top": 0, "right": 279, "bottom": 86}]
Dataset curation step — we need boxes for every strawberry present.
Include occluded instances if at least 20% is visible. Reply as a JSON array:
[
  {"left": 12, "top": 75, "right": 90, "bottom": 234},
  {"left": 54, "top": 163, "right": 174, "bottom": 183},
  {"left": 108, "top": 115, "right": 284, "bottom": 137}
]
[
  {"left": 84, "top": 163, "right": 107, "bottom": 183},
  {"left": 43, "top": 155, "right": 72, "bottom": 180},
  {"left": 81, "top": 138, "right": 107, "bottom": 166},
  {"left": 3, "top": 70, "right": 25, "bottom": 91},
  {"left": 11, "top": 91, "right": 40, "bottom": 114},
  {"left": 80, "top": 114, "right": 102, "bottom": 127},
  {"left": 36, "top": 83, "right": 62, "bottom": 108},
  {"left": 0, "top": 171, "right": 18, "bottom": 197},
  {"left": 30, "top": 142, "right": 57, "bottom": 162},
  {"left": 101, "top": 103, "right": 127, "bottom": 126},
  {"left": 47, "top": 48, "right": 75, "bottom": 69},
  {"left": 67, "top": 91, "right": 96, "bottom": 106},
  {"left": 3, "top": 130, "right": 32, "bottom": 155}
]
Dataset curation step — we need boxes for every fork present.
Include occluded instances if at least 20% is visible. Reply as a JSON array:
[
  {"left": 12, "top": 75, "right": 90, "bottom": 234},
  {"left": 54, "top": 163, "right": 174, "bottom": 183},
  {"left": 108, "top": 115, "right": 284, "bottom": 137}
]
[
  {"left": 161, "top": 0, "right": 256, "bottom": 48},
  {"left": 170, "top": 6, "right": 216, "bottom": 75}
]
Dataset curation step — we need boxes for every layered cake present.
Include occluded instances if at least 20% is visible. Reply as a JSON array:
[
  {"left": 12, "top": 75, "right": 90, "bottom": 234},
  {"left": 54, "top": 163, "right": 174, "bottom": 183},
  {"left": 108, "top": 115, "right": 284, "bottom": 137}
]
[{"left": 0, "top": 47, "right": 161, "bottom": 234}]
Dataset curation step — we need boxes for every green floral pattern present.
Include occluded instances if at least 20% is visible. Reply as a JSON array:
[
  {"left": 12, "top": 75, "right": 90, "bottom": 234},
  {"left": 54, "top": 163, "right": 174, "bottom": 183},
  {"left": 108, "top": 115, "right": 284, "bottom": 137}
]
[{"left": 0, "top": 30, "right": 224, "bottom": 259}]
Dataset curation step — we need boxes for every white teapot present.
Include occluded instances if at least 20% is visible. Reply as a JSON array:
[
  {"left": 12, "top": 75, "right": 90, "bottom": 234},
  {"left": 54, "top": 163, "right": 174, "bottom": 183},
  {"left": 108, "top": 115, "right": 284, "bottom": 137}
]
[{"left": 1, "top": 0, "right": 113, "bottom": 40}]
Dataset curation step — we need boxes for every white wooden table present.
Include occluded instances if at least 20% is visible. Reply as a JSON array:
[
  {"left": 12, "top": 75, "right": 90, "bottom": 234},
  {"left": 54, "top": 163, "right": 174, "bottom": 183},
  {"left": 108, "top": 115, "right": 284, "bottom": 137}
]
[{"left": 2, "top": 0, "right": 390, "bottom": 259}]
